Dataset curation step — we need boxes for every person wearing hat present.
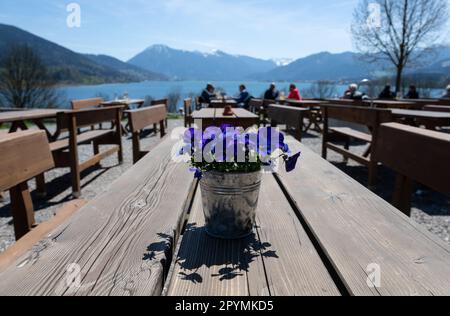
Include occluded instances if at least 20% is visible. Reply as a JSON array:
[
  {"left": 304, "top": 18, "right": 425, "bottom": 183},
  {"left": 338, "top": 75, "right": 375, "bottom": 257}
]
[
  {"left": 264, "top": 83, "right": 280, "bottom": 101},
  {"left": 200, "top": 83, "right": 215, "bottom": 104}
]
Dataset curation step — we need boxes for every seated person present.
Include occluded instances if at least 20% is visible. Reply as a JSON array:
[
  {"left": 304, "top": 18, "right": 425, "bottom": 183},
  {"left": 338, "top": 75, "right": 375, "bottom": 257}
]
[
  {"left": 343, "top": 83, "right": 367, "bottom": 100},
  {"left": 200, "top": 83, "right": 215, "bottom": 104},
  {"left": 378, "top": 85, "right": 395, "bottom": 99},
  {"left": 234, "top": 84, "right": 252, "bottom": 109},
  {"left": 264, "top": 83, "right": 280, "bottom": 101},
  {"left": 441, "top": 85, "right": 450, "bottom": 99},
  {"left": 287, "top": 84, "right": 302, "bottom": 101},
  {"left": 404, "top": 85, "right": 419, "bottom": 99}
]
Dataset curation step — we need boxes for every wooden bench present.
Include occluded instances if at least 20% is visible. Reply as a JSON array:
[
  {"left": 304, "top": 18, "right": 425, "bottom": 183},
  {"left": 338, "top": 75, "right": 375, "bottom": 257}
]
[
  {"left": 424, "top": 105, "right": 450, "bottom": 113},
  {"left": 321, "top": 105, "right": 392, "bottom": 188},
  {"left": 71, "top": 98, "right": 104, "bottom": 130},
  {"left": 0, "top": 135, "right": 195, "bottom": 295},
  {"left": 183, "top": 98, "right": 193, "bottom": 128},
  {"left": 267, "top": 104, "right": 308, "bottom": 141},
  {"left": 152, "top": 98, "right": 169, "bottom": 129},
  {"left": 374, "top": 123, "right": 450, "bottom": 216},
  {"left": 127, "top": 104, "right": 167, "bottom": 164},
  {"left": 0, "top": 130, "right": 85, "bottom": 250},
  {"left": 50, "top": 106, "right": 124, "bottom": 197}
]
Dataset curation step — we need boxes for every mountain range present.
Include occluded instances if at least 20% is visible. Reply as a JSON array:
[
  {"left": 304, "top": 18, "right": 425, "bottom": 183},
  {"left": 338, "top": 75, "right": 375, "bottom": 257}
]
[
  {"left": 0, "top": 24, "right": 167, "bottom": 84},
  {"left": 128, "top": 45, "right": 277, "bottom": 81},
  {"left": 0, "top": 23, "right": 449, "bottom": 84}
]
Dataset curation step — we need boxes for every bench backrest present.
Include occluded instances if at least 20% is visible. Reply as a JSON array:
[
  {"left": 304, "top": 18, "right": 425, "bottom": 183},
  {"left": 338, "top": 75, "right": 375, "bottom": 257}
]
[
  {"left": 322, "top": 104, "right": 392, "bottom": 128},
  {"left": 375, "top": 123, "right": 450, "bottom": 196},
  {"left": 128, "top": 104, "right": 167, "bottom": 132},
  {"left": 249, "top": 99, "right": 263, "bottom": 111},
  {"left": 0, "top": 130, "right": 54, "bottom": 192},
  {"left": 183, "top": 98, "right": 192, "bottom": 115},
  {"left": 424, "top": 105, "right": 450, "bottom": 113},
  {"left": 71, "top": 98, "right": 104, "bottom": 110},
  {"left": 57, "top": 106, "right": 123, "bottom": 131}
]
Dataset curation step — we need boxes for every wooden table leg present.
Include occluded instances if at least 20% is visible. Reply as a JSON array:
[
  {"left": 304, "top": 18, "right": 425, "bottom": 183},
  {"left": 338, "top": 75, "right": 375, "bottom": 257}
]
[
  {"left": 35, "top": 173, "right": 47, "bottom": 198},
  {"left": 32, "top": 119, "right": 53, "bottom": 140},
  {"left": 393, "top": 174, "right": 413, "bottom": 217},
  {"left": 10, "top": 182, "right": 36, "bottom": 240}
]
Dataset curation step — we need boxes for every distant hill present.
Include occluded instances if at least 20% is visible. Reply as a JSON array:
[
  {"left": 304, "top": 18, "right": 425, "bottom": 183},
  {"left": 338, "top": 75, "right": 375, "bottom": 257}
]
[
  {"left": 254, "top": 47, "right": 450, "bottom": 82},
  {"left": 84, "top": 54, "right": 168, "bottom": 81},
  {"left": 128, "top": 44, "right": 277, "bottom": 80},
  {"left": 0, "top": 24, "right": 166, "bottom": 84}
]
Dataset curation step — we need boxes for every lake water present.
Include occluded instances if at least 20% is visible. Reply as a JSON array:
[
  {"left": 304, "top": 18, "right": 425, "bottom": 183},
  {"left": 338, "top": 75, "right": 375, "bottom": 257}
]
[
  {"left": 57, "top": 80, "right": 444, "bottom": 110},
  {"left": 57, "top": 81, "right": 348, "bottom": 110}
]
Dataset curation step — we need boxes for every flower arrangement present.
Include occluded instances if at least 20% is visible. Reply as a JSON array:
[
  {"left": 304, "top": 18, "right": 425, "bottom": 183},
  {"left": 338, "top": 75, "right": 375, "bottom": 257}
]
[{"left": 181, "top": 125, "right": 301, "bottom": 178}]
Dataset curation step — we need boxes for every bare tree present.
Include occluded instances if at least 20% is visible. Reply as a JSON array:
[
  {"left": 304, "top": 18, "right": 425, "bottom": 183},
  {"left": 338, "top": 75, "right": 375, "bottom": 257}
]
[
  {"left": 352, "top": 0, "right": 449, "bottom": 93},
  {"left": 0, "top": 45, "right": 59, "bottom": 108},
  {"left": 304, "top": 81, "right": 338, "bottom": 99},
  {"left": 167, "top": 86, "right": 182, "bottom": 113}
]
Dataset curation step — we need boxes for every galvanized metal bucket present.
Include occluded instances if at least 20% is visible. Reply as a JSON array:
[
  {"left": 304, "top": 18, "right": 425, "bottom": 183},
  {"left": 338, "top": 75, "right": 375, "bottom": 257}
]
[{"left": 200, "top": 171, "right": 262, "bottom": 239}]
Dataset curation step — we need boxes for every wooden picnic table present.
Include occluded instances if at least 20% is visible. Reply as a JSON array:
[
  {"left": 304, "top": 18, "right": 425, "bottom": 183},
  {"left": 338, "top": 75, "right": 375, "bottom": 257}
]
[
  {"left": 192, "top": 108, "right": 258, "bottom": 130},
  {"left": 0, "top": 109, "right": 62, "bottom": 141},
  {"left": 267, "top": 104, "right": 309, "bottom": 141},
  {"left": 391, "top": 109, "right": 450, "bottom": 130},
  {"left": 209, "top": 99, "right": 238, "bottom": 108},
  {"left": 100, "top": 99, "right": 145, "bottom": 110},
  {"left": 0, "top": 135, "right": 449, "bottom": 296},
  {"left": 101, "top": 99, "right": 145, "bottom": 134},
  {"left": 364, "top": 100, "right": 421, "bottom": 110},
  {"left": 282, "top": 99, "right": 324, "bottom": 132}
]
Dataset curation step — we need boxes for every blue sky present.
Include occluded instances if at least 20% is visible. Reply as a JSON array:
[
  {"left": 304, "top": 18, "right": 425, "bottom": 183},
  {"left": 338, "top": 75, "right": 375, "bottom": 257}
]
[{"left": 0, "top": 0, "right": 448, "bottom": 62}]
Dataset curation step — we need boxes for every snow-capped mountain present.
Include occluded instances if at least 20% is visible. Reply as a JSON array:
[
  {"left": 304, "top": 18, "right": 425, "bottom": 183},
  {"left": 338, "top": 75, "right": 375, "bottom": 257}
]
[{"left": 128, "top": 44, "right": 277, "bottom": 80}]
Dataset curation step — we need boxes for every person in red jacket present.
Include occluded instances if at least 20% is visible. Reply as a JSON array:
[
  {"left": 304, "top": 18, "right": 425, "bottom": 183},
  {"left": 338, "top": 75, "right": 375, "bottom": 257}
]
[{"left": 288, "top": 84, "right": 302, "bottom": 101}]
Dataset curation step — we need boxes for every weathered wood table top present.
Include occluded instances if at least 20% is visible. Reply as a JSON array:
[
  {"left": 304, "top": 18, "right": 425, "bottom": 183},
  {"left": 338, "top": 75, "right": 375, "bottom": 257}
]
[
  {"left": 391, "top": 109, "right": 450, "bottom": 119},
  {"left": 101, "top": 99, "right": 145, "bottom": 108},
  {"left": 192, "top": 108, "right": 258, "bottom": 129},
  {"left": 0, "top": 135, "right": 449, "bottom": 296},
  {"left": 0, "top": 109, "right": 61, "bottom": 124}
]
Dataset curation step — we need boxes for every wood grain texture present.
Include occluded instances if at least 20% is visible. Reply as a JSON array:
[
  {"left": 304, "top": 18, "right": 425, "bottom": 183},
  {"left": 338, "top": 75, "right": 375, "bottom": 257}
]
[
  {"left": 127, "top": 105, "right": 167, "bottom": 132},
  {"left": 0, "top": 109, "right": 60, "bottom": 124},
  {"left": 166, "top": 175, "right": 339, "bottom": 296},
  {"left": 0, "top": 199, "right": 87, "bottom": 272},
  {"left": 71, "top": 98, "right": 103, "bottom": 110},
  {"left": 0, "top": 136, "right": 195, "bottom": 296},
  {"left": 375, "top": 123, "right": 450, "bottom": 195},
  {"left": 0, "top": 130, "right": 54, "bottom": 191},
  {"left": 277, "top": 137, "right": 450, "bottom": 296}
]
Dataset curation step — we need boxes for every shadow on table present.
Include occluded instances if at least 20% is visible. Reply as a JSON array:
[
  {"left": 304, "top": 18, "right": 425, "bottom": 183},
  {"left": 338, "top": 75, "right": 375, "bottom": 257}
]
[{"left": 143, "top": 223, "right": 278, "bottom": 285}]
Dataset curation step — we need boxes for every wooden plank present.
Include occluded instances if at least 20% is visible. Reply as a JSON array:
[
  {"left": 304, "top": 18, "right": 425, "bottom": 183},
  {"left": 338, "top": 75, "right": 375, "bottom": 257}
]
[
  {"left": 78, "top": 146, "right": 120, "bottom": 172},
  {"left": 167, "top": 175, "right": 340, "bottom": 296},
  {"left": 127, "top": 105, "right": 167, "bottom": 132},
  {"left": 375, "top": 123, "right": 450, "bottom": 196},
  {"left": 0, "top": 199, "right": 87, "bottom": 272},
  {"left": 0, "top": 136, "right": 195, "bottom": 296},
  {"left": 277, "top": 137, "right": 450, "bottom": 296},
  {"left": 0, "top": 109, "right": 60, "bottom": 124},
  {"left": 71, "top": 98, "right": 103, "bottom": 110},
  {"left": 49, "top": 130, "right": 113, "bottom": 152},
  {"left": 0, "top": 130, "right": 54, "bottom": 192},
  {"left": 424, "top": 105, "right": 450, "bottom": 113},
  {"left": 322, "top": 105, "right": 392, "bottom": 127},
  {"left": 57, "top": 107, "right": 123, "bottom": 130},
  {"left": 330, "top": 127, "right": 372, "bottom": 143}
]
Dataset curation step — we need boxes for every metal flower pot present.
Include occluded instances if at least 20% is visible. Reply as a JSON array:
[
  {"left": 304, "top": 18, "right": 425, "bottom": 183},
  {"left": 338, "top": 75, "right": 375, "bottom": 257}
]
[{"left": 200, "top": 171, "right": 262, "bottom": 239}]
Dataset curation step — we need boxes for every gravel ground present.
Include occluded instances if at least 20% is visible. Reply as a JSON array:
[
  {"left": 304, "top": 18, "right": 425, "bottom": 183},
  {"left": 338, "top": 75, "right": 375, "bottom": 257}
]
[{"left": 0, "top": 119, "right": 449, "bottom": 252}]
